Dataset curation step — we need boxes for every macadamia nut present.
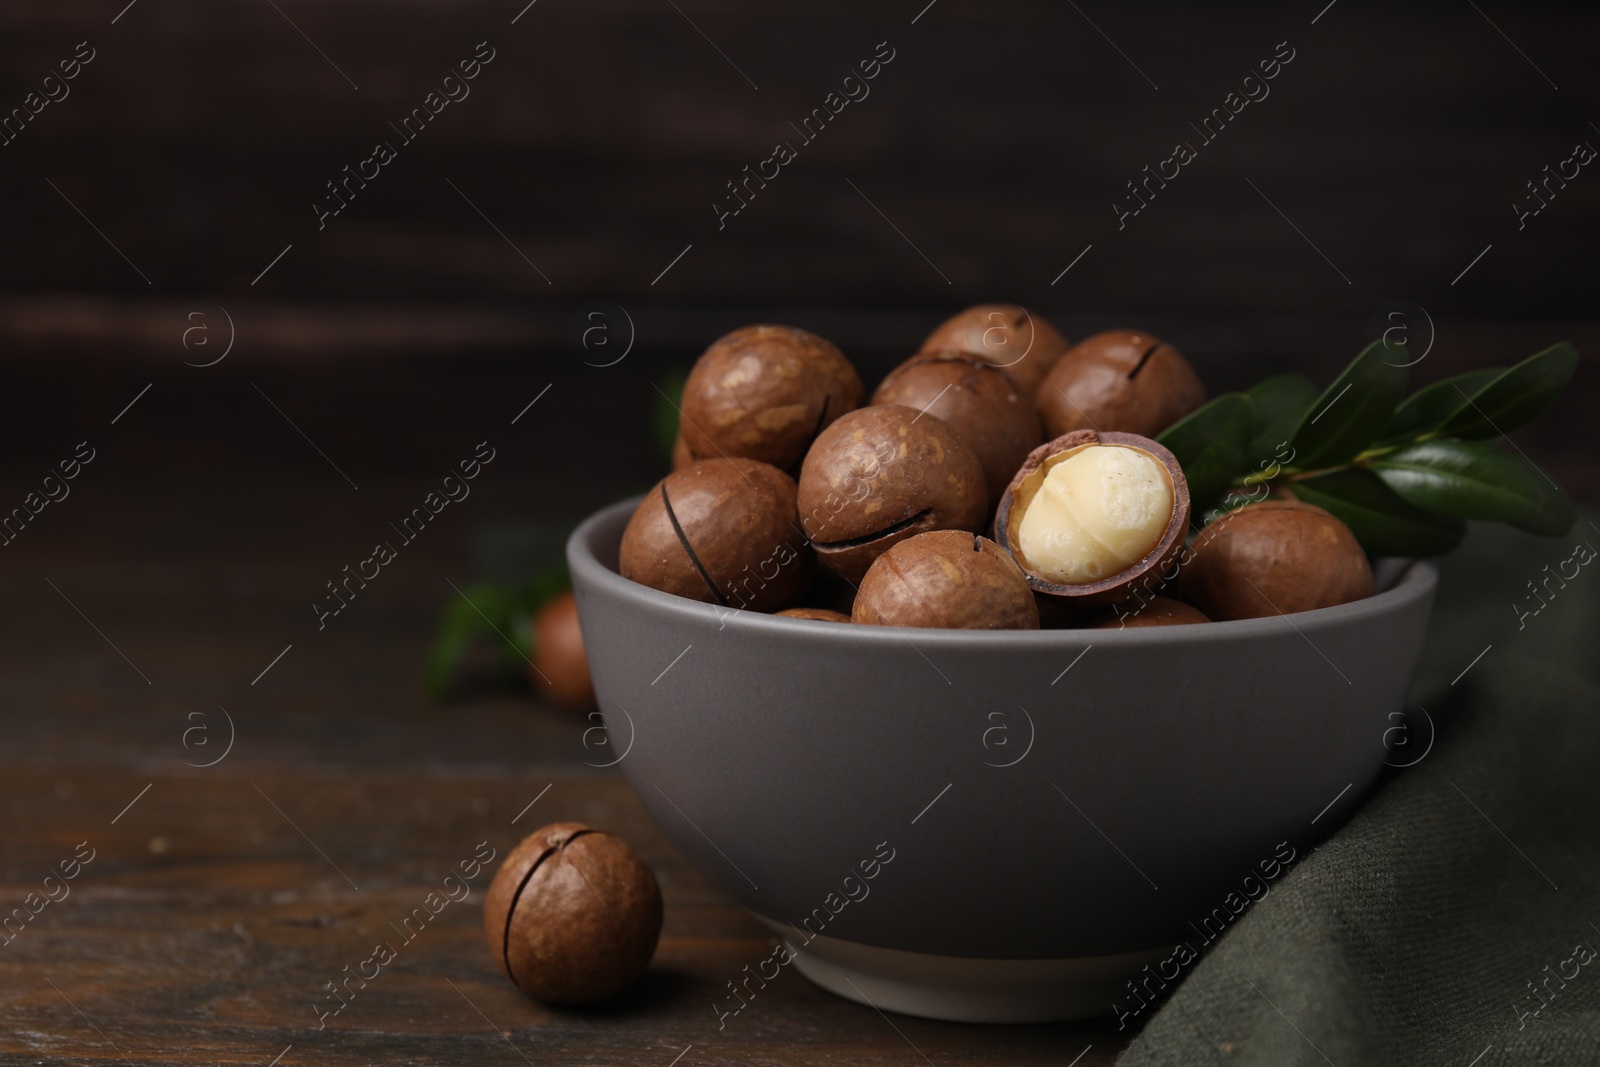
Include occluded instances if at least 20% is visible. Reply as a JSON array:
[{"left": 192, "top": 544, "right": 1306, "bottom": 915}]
[{"left": 1015, "top": 445, "right": 1173, "bottom": 585}]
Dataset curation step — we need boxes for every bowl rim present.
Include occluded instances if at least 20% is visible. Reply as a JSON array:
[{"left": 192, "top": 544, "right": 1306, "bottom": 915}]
[{"left": 568, "top": 497, "right": 1439, "bottom": 648}]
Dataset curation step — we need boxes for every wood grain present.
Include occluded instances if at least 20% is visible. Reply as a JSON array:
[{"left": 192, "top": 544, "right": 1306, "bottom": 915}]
[{"left": 0, "top": 480, "right": 1128, "bottom": 1065}]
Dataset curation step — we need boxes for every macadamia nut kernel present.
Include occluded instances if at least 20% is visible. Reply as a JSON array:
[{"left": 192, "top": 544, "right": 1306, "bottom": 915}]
[{"left": 1014, "top": 445, "right": 1173, "bottom": 585}]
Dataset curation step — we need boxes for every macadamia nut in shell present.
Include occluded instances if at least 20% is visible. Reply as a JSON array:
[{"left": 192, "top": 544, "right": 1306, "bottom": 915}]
[
  {"left": 854, "top": 530, "right": 1039, "bottom": 629},
  {"left": 1037, "top": 330, "right": 1205, "bottom": 439},
  {"left": 797, "top": 405, "right": 987, "bottom": 584},
  {"left": 919, "top": 304, "right": 1069, "bottom": 397},
  {"left": 680, "top": 325, "right": 862, "bottom": 470},
  {"left": 483, "top": 823, "right": 662, "bottom": 1004},
  {"left": 620, "top": 458, "right": 811, "bottom": 612},
  {"left": 1181, "top": 501, "right": 1373, "bottom": 620},
  {"left": 873, "top": 352, "right": 1043, "bottom": 507}
]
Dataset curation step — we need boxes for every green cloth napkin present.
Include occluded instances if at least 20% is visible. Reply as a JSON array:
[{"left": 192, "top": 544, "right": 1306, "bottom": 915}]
[{"left": 1120, "top": 516, "right": 1600, "bottom": 1066}]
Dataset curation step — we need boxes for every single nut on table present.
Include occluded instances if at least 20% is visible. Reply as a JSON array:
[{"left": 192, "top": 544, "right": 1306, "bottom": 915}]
[
  {"left": 872, "top": 351, "right": 1044, "bottom": 509},
  {"left": 918, "top": 303, "right": 1070, "bottom": 398},
  {"left": 776, "top": 607, "right": 852, "bottom": 622},
  {"left": 679, "top": 324, "right": 863, "bottom": 471},
  {"left": 1036, "top": 329, "right": 1205, "bottom": 439},
  {"left": 483, "top": 822, "right": 662, "bottom": 1004},
  {"left": 1180, "top": 500, "right": 1373, "bottom": 621},
  {"left": 530, "top": 591, "right": 595, "bottom": 709},
  {"left": 797, "top": 405, "right": 987, "bottom": 585},
  {"left": 994, "top": 430, "right": 1191, "bottom": 607},
  {"left": 620, "top": 457, "right": 812, "bottom": 612},
  {"left": 1090, "top": 595, "right": 1210, "bottom": 629},
  {"left": 853, "top": 530, "right": 1039, "bottom": 629}
]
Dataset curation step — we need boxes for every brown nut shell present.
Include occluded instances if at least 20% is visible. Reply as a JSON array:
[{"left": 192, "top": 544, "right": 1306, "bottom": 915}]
[
  {"left": 1090, "top": 595, "right": 1210, "bottom": 629},
  {"left": 797, "top": 405, "right": 987, "bottom": 585},
  {"left": 919, "top": 304, "right": 1069, "bottom": 397},
  {"left": 531, "top": 591, "right": 595, "bottom": 709},
  {"left": 854, "top": 530, "right": 1039, "bottom": 630},
  {"left": 1036, "top": 329, "right": 1205, "bottom": 439},
  {"left": 483, "top": 822, "right": 663, "bottom": 1004},
  {"left": 993, "top": 430, "right": 1191, "bottom": 608},
  {"left": 620, "top": 457, "right": 811, "bottom": 612},
  {"left": 1180, "top": 501, "right": 1373, "bottom": 621},
  {"left": 670, "top": 434, "right": 694, "bottom": 472},
  {"left": 872, "top": 352, "right": 1043, "bottom": 508},
  {"left": 776, "top": 607, "right": 852, "bottom": 623},
  {"left": 680, "top": 324, "right": 862, "bottom": 470}
]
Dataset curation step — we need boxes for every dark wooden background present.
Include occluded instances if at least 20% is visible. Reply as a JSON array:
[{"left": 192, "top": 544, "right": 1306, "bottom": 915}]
[{"left": 0, "top": 1, "right": 1595, "bottom": 1063}]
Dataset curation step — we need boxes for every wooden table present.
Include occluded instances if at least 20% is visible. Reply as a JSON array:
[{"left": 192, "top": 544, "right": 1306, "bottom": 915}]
[{"left": 0, "top": 475, "right": 1127, "bottom": 1065}]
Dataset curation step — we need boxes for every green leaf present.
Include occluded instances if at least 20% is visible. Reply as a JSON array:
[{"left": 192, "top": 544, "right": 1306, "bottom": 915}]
[
  {"left": 1156, "top": 392, "right": 1255, "bottom": 514},
  {"left": 1383, "top": 368, "right": 1502, "bottom": 441},
  {"left": 1436, "top": 342, "right": 1579, "bottom": 439},
  {"left": 426, "top": 582, "right": 519, "bottom": 699},
  {"left": 1287, "top": 341, "right": 1410, "bottom": 469},
  {"left": 1370, "top": 439, "right": 1575, "bottom": 536},
  {"left": 1244, "top": 373, "right": 1318, "bottom": 461},
  {"left": 655, "top": 369, "right": 687, "bottom": 462},
  {"left": 1290, "top": 468, "right": 1465, "bottom": 557}
]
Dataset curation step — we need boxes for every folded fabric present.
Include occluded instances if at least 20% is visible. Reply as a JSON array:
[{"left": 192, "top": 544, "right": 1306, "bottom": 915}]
[{"left": 1120, "top": 517, "right": 1600, "bottom": 1066}]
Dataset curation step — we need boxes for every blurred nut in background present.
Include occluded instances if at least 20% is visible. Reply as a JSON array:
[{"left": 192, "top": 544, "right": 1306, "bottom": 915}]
[
  {"left": 919, "top": 304, "right": 1069, "bottom": 398},
  {"left": 620, "top": 457, "right": 812, "bottom": 612},
  {"left": 1181, "top": 500, "right": 1373, "bottom": 620},
  {"left": 872, "top": 351, "right": 1043, "bottom": 508},
  {"left": 484, "top": 823, "right": 662, "bottom": 1004},
  {"left": 530, "top": 591, "right": 595, "bottom": 709},
  {"left": 797, "top": 405, "right": 987, "bottom": 584},
  {"left": 679, "top": 324, "right": 862, "bottom": 471},
  {"left": 853, "top": 530, "right": 1039, "bottom": 629},
  {"left": 1037, "top": 329, "right": 1205, "bottom": 439}
]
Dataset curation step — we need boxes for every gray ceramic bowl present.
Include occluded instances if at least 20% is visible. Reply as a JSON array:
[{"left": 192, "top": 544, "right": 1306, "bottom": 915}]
[{"left": 568, "top": 498, "right": 1437, "bottom": 1023}]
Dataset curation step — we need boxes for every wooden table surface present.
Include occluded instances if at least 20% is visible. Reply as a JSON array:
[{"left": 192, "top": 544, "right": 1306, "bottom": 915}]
[{"left": 0, "top": 476, "right": 1128, "bottom": 1066}]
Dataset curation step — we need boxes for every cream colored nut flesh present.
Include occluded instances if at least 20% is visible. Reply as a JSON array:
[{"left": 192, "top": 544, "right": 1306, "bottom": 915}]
[{"left": 1014, "top": 445, "right": 1173, "bottom": 585}]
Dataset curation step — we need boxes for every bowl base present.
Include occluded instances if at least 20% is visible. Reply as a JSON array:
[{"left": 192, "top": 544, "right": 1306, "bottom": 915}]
[{"left": 754, "top": 915, "right": 1167, "bottom": 1023}]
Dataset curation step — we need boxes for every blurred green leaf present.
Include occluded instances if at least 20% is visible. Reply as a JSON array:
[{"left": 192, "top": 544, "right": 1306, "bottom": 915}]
[
  {"left": 426, "top": 563, "right": 571, "bottom": 698},
  {"left": 1288, "top": 341, "right": 1410, "bottom": 469},
  {"left": 1290, "top": 468, "right": 1465, "bottom": 557},
  {"left": 1383, "top": 368, "right": 1503, "bottom": 442},
  {"left": 654, "top": 369, "right": 687, "bottom": 463},
  {"left": 1156, "top": 392, "right": 1254, "bottom": 515},
  {"left": 1370, "top": 439, "right": 1575, "bottom": 536},
  {"left": 1244, "top": 373, "right": 1318, "bottom": 461},
  {"left": 426, "top": 583, "right": 517, "bottom": 699},
  {"left": 1436, "top": 342, "right": 1579, "bottom": 439}
]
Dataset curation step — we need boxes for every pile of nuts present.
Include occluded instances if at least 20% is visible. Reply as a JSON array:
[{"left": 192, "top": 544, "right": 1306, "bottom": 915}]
[{"left": 621, "top": 306, "right": 1375, "bottom": 629}]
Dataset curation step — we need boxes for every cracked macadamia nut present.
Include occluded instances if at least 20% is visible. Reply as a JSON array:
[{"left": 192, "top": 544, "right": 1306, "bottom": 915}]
[
  {"left": 679, "top": 325, "right": 862, "bottom": 470},
  {"left": 1091, "top": 596, "right": 1210, "bottom": 629},
  {"left": 1181, "top": 501, "right": 1373, "bottom": 620},
  {"left": 995, "top": 430, "right": 1191, "bottom": 606},
  {"left": 1016, "top": 445, "right": 1173, "bottom": 585},
  {"left": 797, "top": 405, "right": 987, "bottom": 584},
  {"left": 620, "top": 457, "right": 811, "bottom": 612},
  {"left": 1037, "top": 329, "right": 1205, "bottom": 439},
  {"left": 919, "top": 304, "right": 1070, "bottom": 398},
  {"left": 854, "top": 530, "right": 1039, "bottom": 629},
  {"left": 484, "top": 823, "right": 662, "bottom": 1004},
  {"left": 872, "top": 352, "right": 1043, "bottom": 508}
]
